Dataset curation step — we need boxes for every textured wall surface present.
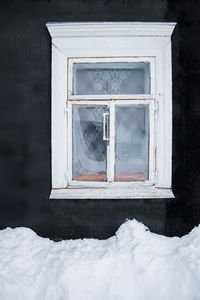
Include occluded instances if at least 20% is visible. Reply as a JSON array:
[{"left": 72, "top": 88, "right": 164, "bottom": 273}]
[{"left": 0, "top": 0, "right": 200, "bottom": 239}]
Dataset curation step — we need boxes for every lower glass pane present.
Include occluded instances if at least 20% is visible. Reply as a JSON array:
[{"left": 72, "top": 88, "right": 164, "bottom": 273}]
[
  {"left": 72, "top": 105, "right": 107, "bottom": 181},
  {"left": 115, "top": 104, "right": 149, "bottom": 181}
]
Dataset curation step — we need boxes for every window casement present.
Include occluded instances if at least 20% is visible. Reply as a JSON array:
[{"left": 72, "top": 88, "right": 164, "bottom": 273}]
[{"left": 46, "top": 22, "right": 176, "bottom": 199}]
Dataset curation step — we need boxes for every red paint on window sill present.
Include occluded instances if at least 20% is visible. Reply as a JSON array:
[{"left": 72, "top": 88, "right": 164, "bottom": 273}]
[
  {"left": 74, "top": 173, "right": 147, "bottom": 182},
  {"left": 74, "top": 174, "right": 106, "bottom": 181},
  {"left": 115, "top": 174, "right": 147, "bottom": 181}
]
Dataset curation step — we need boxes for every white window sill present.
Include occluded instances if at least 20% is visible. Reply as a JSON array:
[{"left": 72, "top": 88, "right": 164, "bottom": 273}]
[{"left": 50, "top": 186, "right": 174, "bottom": 199}]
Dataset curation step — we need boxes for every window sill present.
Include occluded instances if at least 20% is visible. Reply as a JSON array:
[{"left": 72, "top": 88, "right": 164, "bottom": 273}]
[{"left": 50, "top": 186, "right": 174, "bottom": 199}]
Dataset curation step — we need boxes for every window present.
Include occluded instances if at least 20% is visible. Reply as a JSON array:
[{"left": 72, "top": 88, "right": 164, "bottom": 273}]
[
  {"left": 68, "top": 57, "right": 155, "bottom": 186},
  {"left": 46, "top": 22, "right": 176, "bottom": 199}
]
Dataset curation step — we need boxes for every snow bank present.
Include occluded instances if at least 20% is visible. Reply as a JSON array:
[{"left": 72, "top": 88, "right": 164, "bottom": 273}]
[{"left": 0, "top": 220, "right": 200, "bottom": 300}]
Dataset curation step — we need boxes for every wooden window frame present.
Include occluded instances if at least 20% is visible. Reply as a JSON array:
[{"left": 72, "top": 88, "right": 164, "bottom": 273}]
[
  {"left": 46, "top": 22, "right": 176, "bottom": 199},
  {"left": 68, "top": 99, "right": 155, "bottom": 187},
  {"left": 68, "top": 57, "right": 155, "bottom": 100}
]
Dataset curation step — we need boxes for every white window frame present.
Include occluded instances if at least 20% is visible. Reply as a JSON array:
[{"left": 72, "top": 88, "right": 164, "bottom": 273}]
[
  {"left": 68, "top": 99, "right": 154, "bottom": 187},
  {"left": 68, "top": 57, "right": 155, "bottom": 100},
  {"left": 46, "top": 22, "right": 176, "bottom": 199}
]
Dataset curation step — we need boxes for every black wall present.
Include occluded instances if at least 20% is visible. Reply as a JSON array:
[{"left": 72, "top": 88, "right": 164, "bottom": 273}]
[{"left": 0, "top": 0, "right": 200, "bottom": 240}]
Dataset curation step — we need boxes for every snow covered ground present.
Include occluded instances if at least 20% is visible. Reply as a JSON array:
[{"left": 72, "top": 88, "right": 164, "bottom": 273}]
[{"left": 0, "top": 220, "right": 200, "bottom": 300}]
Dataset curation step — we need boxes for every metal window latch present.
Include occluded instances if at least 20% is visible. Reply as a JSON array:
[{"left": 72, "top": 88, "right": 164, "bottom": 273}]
[{"left": 103, "top": 112, "right": 109, "bottom": 143}]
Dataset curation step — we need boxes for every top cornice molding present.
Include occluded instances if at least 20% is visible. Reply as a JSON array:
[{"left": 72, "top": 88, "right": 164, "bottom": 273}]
[{"left": 46, "top": 22, "right": 176, "bottom": 38}]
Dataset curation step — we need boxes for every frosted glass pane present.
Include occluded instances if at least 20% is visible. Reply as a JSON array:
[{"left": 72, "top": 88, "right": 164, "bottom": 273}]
[
  {"left": 73, "top": 62, "right": 150, "bottom": 95},
  {"left": 115, "top": 105, "right": 149, "bottom": 181},
  {"left": 72, "top": 106, "right": 107, "bottom": 181}
]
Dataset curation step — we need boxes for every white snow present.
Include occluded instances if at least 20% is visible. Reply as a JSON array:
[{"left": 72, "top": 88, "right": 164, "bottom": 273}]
[{"left": 0, "top": 219, "right": 200, "bottom": 300}]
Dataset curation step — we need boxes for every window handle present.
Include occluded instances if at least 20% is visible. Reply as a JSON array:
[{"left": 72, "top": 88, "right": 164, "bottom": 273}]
[{"left": 103, "top": 112, "right": 109, "bottom": 142}]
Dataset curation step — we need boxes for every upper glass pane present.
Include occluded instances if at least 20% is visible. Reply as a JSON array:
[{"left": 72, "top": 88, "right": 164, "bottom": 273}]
[{"left": 72, "top": 62, "right": 150, "bottom": 95}]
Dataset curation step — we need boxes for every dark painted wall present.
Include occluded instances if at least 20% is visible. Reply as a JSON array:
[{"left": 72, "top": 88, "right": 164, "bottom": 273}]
[{"left": 0, "top": 0, "right": 200, "bottom": 239}]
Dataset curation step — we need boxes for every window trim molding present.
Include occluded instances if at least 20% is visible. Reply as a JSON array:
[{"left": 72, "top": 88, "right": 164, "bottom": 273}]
[
  {"left": 50, "top": 186, "right": 174, "bottom": 199},
  {"left": 46, "top": 22, "right": 176, "bottom": 199},
  {"left": 46, "top": 22, "right": 176, "bottom": 38}
]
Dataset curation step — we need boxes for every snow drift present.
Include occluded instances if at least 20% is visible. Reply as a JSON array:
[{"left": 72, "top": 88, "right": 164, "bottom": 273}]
[{"left": 0, "top": 219, "right": 200, "bottom": 300}]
